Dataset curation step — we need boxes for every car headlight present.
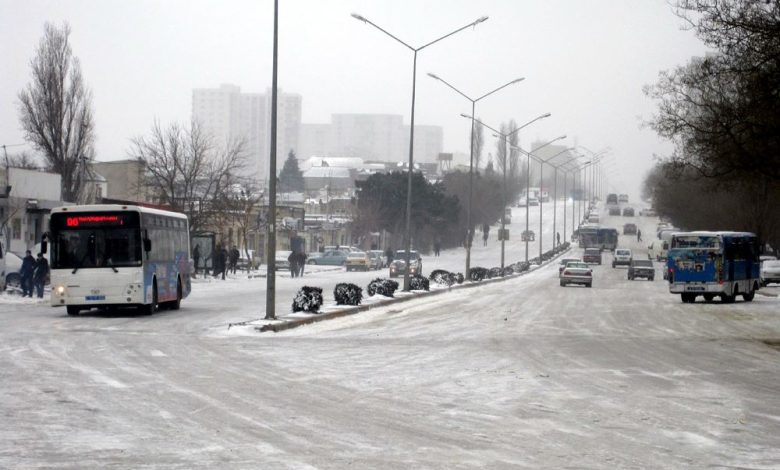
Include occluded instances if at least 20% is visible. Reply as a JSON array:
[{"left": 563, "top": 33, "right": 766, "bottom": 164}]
[{"left": 55, "top": 285, "right": 66, "bottom": 295}]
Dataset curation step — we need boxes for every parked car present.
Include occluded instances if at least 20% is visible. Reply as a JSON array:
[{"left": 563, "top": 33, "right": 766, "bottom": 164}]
[
  {"left": 609, "top": 207, "right": 621, "bottom": 216},
  {"left": 639, "top": 208, "right": 657, "bottom": 217},
  {"left": 612, "top": 248, "right": 632, "bottom": 268},
  {"left": 306, "top": 252, "right": 323, "bottom": 264},
  {"left": 528, "top": 197, "right": 540, "bottom": 206},
  {"left": 628, "top": 259, "right": 655, "bottom": 281},
  {"left": 622, "top": 207, "right": 635, "bottom": 216},
  {"left": 389, "top": 250, "right": 422, "bottom": 278},
  {"left": 560, "top": 261, "right": 593, "bottom": 287},
  {"left": 3, "top": 252, "right": 23, "bottom": 290},
  {"left": 647, "top": 240, "right": 669, "bottom": 261},
  {"left": 583, "top": 248, "right": 602, "bottom": 265},
  {"left": 587, "top": 215, "right": 600, "bottom": 224},
  {"left": 623, "top": 223, "right": 637, "bottom": 235},
  {"left": 558, "top": 257, "right": 581, "bottom": 277},
  {"left": 761, "top": 259, "right": 780, "bottom": 286},
  {"left": 345, "top": 251, "right": 371, "bottom": 271},
  {"left": 275, "top": 250, "right": 292, "bottom": 271},
  {"left": 521, "top": 230, "right": 535, "bottom": 242},
  {"left": 618, "top": 194, "right": 629, "bottom": 203},
  {"left": 367, "top": 250, "right": 386, "bottom": 269},
  {"left": 308, "top": 249, "right": 350, "bottom": 266}
]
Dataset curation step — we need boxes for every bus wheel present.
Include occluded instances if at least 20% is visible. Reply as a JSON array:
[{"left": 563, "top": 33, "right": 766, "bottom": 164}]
[
  {"left": 742, "top": 291, "right": 755, "bottom": 302},
  {"left": 703, "top": 294, "right": 715, "bottom": 303},
  {"left": 140, "top": 283, "right": 157, "bottom": 315},
  {"left": 681, "top": 293, "right": 696, "bottom": 303},
  {"left": 66, "top": 306, "right": 80, "bottom": 316},
  {"left": 721, "top": 293, "right": 735, "bottom": 304},
  {"left": 169, "top": 279, "right": 182, "bottom": 310}
]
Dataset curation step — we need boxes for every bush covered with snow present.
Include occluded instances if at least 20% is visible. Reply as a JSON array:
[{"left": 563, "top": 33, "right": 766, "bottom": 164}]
[
  {"left": 409, "top": 274, "right": 430, "bottom": 291},
  {"left": 334, "top": 283, "right": 363, "bottom": 306},
  {"left": 292, "top": 286, "right": 324, "bottom": 313},
  {"left": 452, "top": 272, "right": 465, "bottom": 284},
  {"left": 469, "top": 267, "right": 488, "bottom": 282},
  {"left": 367, "top": 278, "right": 399, "bottom": 297},
  {"left": 429, "top": 269, "right": 454, "bottom": 286},
  {"left": 489, "top": 267, "right": 503, "bottom": 278},
  {"left": 502, "top": 266, "right": 514, "bottom": 276}
]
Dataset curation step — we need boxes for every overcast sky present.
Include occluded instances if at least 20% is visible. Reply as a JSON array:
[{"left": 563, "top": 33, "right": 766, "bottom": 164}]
[{"left": 1, "top": 0, "right": 709, "bottom": 198}]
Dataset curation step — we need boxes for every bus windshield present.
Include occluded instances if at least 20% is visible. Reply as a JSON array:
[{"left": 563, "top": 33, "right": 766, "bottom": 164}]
[
  {"left": 50, "top": 212, "right": 143, "bottom": 270},
  {"left": 672, "top": 235, "right": 721, "bottom": 250}
]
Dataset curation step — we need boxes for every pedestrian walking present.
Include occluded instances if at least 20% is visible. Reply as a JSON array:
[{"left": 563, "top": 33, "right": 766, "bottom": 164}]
[
  {"left": 482, "top": 223, "right": 490, "bottom": 247},
  {"left": 433, "top": 236, "right": 441, "bottom": 257},
  {"left": 296, "top": 252, "right": 307, "bottom": 277},
  {"left": 556, "top": 232, "right": 561, "bottom": 247},
  {"left": 385, "top": 247, "right": 394, "bottom": 264},
  {"left": 220, "top": 246, "right": 228, "bottom": 280},
  {"left": 229, "top": 245, "right": 240, "bottom": 274},
  {"left": 192, "top": 244, "right": 201, "bottom": 276},
  {"left": 33, "top": 253, "right": 49, "bottom": 298},
  {"left": 20, "top": 250, "right": 35, "bottom": 297},
  {"left": 637, "top": 229, "right": 642, "bottom": 242},
  {"left": 288, "top": 251, "right": 298, "bottom": 278},
  {"left": 213, "top": 244, "right": 226, "bottom": 280}
]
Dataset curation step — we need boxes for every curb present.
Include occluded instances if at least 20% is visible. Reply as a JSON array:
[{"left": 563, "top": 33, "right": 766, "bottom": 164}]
[{"left": 255, "top": 247, "right": 573, "bottom": 333}]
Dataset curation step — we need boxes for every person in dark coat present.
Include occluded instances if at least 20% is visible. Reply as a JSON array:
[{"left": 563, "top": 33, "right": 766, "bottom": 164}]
[
  {"left": 220, "top": 246, "right": 228, "bottom": 279},
  {"left": 213, "top": 244, "right": 226, "bottom": 280},
  {"left": 20, "top": 250, "right": 36, "bottom": 297},
  {"left": 33, "top": 253, "right": 49, "bottom": 298},
  {"left": 296, "top": 252, "right": 307, "bottom": 277},
  {"left": 192, "top": 244, "right": 201, "bottom": 276},
  {"left": 288, "top": 251, "right": 298, "bottom": 278},
  {"left": 385, "top": 248, "right": 394, "bottom": 264},
  {"left": 229, "top": 246, "right": 240, "bottom": 274}
]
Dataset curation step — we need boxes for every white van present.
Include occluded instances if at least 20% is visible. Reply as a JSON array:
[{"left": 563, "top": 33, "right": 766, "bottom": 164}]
[{"left": 647, "top": 240, "right": 669, "bottom": 261}]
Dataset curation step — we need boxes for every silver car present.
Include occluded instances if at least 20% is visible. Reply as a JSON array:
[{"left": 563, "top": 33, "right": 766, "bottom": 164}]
[
  {"left": 761, "top": 260, "right": 780, "bottom": 286},
  {"left": 560, "top": 261, "right": 593, "bottom": 288}
]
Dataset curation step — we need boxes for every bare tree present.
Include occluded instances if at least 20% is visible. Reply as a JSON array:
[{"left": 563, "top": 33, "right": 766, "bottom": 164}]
[
  {"left": 494, "top": 123, "right": 508, "bottom": 175},
  {"left": 128, "top": 120, "right": 247, "bottom": 235},
  {"left": 471, "top": 119, "right": 484, "bottom": 170},
  {"left": 17, "top": 22, "right": 95, "bottom": 202},
  {"left": 7, "top": 151, "right": 40, "bottom": 170}
]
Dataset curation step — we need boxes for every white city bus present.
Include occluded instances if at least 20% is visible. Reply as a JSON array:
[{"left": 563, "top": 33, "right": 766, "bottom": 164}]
[{"left": 47, "top": 205, "right": 191, "bottom": 316}]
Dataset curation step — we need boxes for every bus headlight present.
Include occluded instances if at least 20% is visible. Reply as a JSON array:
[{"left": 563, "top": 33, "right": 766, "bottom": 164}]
[{"left": 54, "top": 285, "right": 66, "bottom": 296}]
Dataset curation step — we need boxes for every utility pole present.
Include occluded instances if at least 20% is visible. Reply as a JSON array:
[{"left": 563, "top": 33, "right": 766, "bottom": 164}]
[{"left": 264, "top": 0, "right": 279, "bottom": 320}]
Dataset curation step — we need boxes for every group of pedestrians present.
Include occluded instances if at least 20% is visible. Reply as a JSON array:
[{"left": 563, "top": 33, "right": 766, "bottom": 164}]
[
  {"left": 210, "top": 244, "right": 241, "bottom": 280},
  {"left": 19, "top": 250, "right": 49, "bottom": 298}
]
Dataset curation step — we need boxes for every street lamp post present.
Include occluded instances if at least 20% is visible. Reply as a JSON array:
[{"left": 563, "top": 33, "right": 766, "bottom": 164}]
[
  {"left": 352, "top": 13, "right": 488, "bottom": 291},
  {"left": 543, "top": 152, "right": 579, "bottom": 249},
  {"left": 429, "top": 74, "right": 523, "bottom": 279},
  {"left": 463, "top": 114, "right": 553, "bottom": 268},
  {"left": 529, "top": 138, "right": 567, "bottom": 260}
]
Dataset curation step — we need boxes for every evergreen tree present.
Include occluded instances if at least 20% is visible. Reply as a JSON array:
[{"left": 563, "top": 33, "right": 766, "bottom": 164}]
[{"left": 279, "top": 150, "right": 305, "bottom": 193}]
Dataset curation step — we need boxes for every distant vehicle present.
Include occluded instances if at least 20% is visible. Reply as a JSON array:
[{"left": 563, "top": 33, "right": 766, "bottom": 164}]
[
  {"left": 606, "top": 193, "right": 618, "bottom": 205},
  {"left": 560, "top": 261, "right": 593, "bottom": 287},
  {"left": 48, "top": 204, "right": 191, "bottom": 316},
  {"left": 521, "top": 230, "right": 535, "bottom": 242},
  {"left": 623, "top": 223, "right": 637, "bottom": 235},
  {"left": 639, "top": 208, "right": 657, "bottom": 217},
  {"left": 528, "top": 197, "right": 540, "bottom": 206},
  {"left": 583, "top": 248, "right": 602, "bottom": 265},
  {"left": 367, "top": 250, "right": 386, "bottom": 269},
  {"left": 539, "top": 190, "right": 550, "bottom": 203},
  {"left": 622, "top": 207, "right": 635, "bottom": 217},
  {"left": 308, "top": 249, "right": 350, "bottom": 266},
  {"left": 608, "top": 207, "right": 621, "bottom": 216},
  {"left": 612, "top": 248, "right": 632, "bottom": 268},
  {"left": 516, "top": 197, "right": 528, "bottom": 207},
  {"left": 618, "top": 194, "right": 629, "bottom": 203},
  {"left": 558, "top": 257, "right": 581, "bottom": 277},
  {"left": 647, "top": 240, "right": 669, "bottom": 261},
  {"left": 306, "top": 252, "right": 323, "bottom": 264},
  {"left": 579, "top": 226, "right": 618, "bottom": 251},
  {"left": 275, "top": 250, "right": 292, "bottom": 271},
  {"left": 760, "top": 259, "right": 780, "bottom": 286},
  {"left": 628, "top": 259, "right": 655, "bottom": 281},
  {"left": 668, "top": 232, "right": 760, "bottom": 303},
  {"left": 345, "top": 251, "right": 370, "bottom": 271},
  {"left": 389, "top": 250, "right": 422, "bottom": 277},
  {"left": 3, "top": 252, "right": 22, "bottom": 291},
  {"left": 587, "top": 214, "right": 600, "bottom": 224}
]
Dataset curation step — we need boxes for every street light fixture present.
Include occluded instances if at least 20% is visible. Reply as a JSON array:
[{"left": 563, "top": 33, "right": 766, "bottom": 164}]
[
  {"left": 534, "top": 148, "right": 576, "bottom": 251},
  {"left": 429, "top": 73, "right": 524, "bottom": 279},
  {"left": 352, "top": 13, "right": 488, "bottom": 291},
  {"left": 462, "top": 114, "right": 553, "bottom": 268}
]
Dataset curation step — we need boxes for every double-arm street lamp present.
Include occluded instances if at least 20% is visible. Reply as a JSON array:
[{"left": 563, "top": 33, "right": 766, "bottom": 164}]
[
  {"left": 461, "top": 114, "right": 553, "bottom": 269},
  {"left": 351, "top": 13, "right": 488, "bottom": 291},
  {"left": 535, "top": 148, "right": 577, "bottom": 252},
  {"left": 428, "top": 73, "right": 524, "bottom": 279}
]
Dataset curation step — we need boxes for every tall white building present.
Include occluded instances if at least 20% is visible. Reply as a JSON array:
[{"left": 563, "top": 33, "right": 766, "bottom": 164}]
[
  {"left": 298, "top": 113, "right": 443, "bottom": 163},
  {"left": 192, "top": 84, "right": 301, "bottom": 185}
]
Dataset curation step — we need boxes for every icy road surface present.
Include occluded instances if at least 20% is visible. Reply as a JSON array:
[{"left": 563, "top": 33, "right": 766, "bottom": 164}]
[{"left": 1, "top": 202, "right": 780, "bottom": 468}]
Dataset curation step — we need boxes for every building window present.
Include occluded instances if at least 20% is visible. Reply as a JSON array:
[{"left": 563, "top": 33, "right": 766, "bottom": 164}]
[{"left": 12, "top": 218, "right": 22, "bottom": 239}]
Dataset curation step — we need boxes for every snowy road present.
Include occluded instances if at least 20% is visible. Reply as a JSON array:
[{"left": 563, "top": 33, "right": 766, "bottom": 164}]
[{"left": 2, "top": 203, "right": 780, "bottom": 468}]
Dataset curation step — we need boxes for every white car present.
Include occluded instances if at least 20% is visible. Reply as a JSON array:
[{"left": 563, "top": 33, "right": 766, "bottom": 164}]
[
  {"left": 3, "top": 252, "right": 23, "bottom": 291},
  {"left": 761, "top": 259, "right": 780, "bottom": 286},
  {"left": 560, "top": 261, "right": 593, "bottom": 288},
  {"left": 612, "top": 248, "right": 632, "bottom": 268},
  {"left": 647, "top": 240, "right": 669, "bottom": 261}
]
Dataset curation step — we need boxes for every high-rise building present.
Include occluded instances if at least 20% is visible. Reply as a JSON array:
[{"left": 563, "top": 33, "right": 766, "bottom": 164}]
[
  {"left": 192, "top": 84, "right": 301, "bottom": 185},
  {"left": 298, "top": 114, "right": 443, "bottom": 163}
]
